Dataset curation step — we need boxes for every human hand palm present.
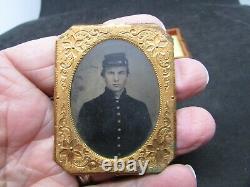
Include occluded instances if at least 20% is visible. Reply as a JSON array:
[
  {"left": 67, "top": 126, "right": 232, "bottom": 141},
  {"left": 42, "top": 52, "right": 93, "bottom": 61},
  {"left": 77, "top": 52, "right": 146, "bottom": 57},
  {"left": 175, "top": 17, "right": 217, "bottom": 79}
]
[
  {"left": 0, "top": 15, "right": 215, "bottom": 187},
  {"left": 0, "top": 58, "right": 76, "bottom": 186}
]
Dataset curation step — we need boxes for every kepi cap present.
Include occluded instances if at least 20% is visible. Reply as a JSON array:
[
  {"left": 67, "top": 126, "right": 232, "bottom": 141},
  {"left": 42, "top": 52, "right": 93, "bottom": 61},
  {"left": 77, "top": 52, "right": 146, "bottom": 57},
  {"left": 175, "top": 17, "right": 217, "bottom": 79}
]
[{"left": 102, "top": 53, "right": 128, "bottom": 67}]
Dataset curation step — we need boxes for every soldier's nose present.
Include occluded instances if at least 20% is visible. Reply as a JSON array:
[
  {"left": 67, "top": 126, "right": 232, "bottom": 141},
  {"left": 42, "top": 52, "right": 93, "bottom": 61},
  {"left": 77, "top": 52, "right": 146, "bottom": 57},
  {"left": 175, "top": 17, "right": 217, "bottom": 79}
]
[{"left": 114, "top": 74, "right": 119, "bottom": 81}]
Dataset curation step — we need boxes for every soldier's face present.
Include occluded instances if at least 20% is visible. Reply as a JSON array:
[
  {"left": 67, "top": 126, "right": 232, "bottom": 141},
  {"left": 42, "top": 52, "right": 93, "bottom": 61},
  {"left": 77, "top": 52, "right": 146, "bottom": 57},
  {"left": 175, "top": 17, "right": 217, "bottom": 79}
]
[{"left": 103, "top": 66, "right": 128, "bottom": 92}]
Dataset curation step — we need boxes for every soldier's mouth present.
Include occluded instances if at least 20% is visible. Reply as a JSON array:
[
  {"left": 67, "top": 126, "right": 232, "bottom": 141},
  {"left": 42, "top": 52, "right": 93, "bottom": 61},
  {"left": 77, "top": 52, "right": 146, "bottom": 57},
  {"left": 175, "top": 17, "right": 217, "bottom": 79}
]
[{"left": 113, "top": 84, "right": 120, "bottom": 87}]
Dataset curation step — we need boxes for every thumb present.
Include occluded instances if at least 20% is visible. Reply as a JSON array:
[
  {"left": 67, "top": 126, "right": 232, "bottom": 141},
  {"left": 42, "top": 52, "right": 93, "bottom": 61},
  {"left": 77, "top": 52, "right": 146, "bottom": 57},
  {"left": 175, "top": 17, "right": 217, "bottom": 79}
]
[{"left": 103, "top": 14, "right": 166, "bottom": 31}]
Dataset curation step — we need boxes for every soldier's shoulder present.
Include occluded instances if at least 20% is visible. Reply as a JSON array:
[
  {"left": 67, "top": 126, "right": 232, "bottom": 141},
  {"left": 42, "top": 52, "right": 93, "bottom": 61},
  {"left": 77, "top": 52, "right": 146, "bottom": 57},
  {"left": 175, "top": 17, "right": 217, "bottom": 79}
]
[
  {"left": 126, "top": 95, "right": 147, "bottom": 108},
  {"left": 83, "top": 96, "right": 101, "bottom": 107},
  {"left": 79, "top": 96, "right": 102, "bottom": 117}
]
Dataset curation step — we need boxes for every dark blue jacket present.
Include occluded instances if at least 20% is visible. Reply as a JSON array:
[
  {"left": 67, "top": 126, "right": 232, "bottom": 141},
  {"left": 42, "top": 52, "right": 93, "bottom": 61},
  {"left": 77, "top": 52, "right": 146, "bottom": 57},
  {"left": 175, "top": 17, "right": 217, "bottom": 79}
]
[{"left": 77, "top": 88, "right": 152, "bottom": 158}]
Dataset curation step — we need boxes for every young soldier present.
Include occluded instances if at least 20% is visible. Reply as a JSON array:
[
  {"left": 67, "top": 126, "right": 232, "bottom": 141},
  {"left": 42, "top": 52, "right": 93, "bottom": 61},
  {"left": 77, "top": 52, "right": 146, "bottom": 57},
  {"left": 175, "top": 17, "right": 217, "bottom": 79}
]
[{"left": 77, "top": 52, "right": 152, "bottom": 158}]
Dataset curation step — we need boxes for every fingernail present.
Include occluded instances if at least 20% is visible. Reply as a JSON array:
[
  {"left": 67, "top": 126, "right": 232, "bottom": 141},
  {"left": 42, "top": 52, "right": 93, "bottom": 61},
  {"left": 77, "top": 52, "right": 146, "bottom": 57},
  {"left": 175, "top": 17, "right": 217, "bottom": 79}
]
[
  {"left": 205, "top": 68, "right": 209, "bottom": 85},
  {"left": 200, "top": 62, "right": 209, "bottom": 85},
  {"left": 185, "top": 164, "right": 196, "bottom": 178},
  {"left": 196, "top": 60, "right": 209, "bottom": 85},
  {"left": 103, "top": 19, "right": 118, "bottom": 25}
]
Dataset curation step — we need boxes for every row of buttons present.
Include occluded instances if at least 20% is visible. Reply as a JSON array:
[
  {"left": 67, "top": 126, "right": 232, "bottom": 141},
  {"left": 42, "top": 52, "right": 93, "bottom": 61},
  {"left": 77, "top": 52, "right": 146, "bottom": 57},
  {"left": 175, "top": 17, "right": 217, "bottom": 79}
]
[{"left": 115, "top": 99, "right": 121, "bottom": 157}]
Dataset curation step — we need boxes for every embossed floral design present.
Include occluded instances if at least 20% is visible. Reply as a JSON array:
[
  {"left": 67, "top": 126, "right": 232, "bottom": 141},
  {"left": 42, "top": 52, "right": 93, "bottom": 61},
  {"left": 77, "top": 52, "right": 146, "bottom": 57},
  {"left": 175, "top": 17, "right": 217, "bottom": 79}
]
[
  {"left": 59, "top": 139, "right": 83, "bottom": 164},
  {"left": 146, "top": 34, "right": 168, "bottom": 59},
  {"left": 147, "top": 139, "right": 170, "bottom": 163},
  {"left": 81, "top": 156, "right": 99, "bottom": 169},
  {"left": 158, "top": 126, "right": 173, "bottom": 144},
  {"left": 62, "top": 35, "right": 85, "bottom": 58},
  {"left": 58, "top": 127, "right": 71, "bottom": 143}
]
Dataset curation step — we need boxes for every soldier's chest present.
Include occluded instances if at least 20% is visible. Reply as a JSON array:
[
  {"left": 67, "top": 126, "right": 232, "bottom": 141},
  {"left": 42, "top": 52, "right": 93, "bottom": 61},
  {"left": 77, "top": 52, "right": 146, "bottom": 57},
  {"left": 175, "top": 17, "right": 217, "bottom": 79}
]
[{"left": 96, "top": 100, "right": 137, "bottom": 131}]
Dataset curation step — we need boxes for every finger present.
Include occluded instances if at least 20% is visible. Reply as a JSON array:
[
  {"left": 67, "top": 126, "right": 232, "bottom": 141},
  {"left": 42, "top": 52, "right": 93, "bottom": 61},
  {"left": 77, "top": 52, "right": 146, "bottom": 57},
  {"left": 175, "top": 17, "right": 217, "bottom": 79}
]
[
  {"left": 175, "top": 58, "right": 209, "bottom": 101},
  {"left": 1, "top": 36, "right": 57, "bottom": 96},
  {"left": 104, "top": 14, "right": 166, "bottom": 30},
  {"left": 176, "top": 106, "right": 216, "bottom": 155},
  {"left": 0, "top": 54, "right": 52, "bottom": 149},
  {"left": 98, "top": 164, "right": 196, "bottom": 187}
]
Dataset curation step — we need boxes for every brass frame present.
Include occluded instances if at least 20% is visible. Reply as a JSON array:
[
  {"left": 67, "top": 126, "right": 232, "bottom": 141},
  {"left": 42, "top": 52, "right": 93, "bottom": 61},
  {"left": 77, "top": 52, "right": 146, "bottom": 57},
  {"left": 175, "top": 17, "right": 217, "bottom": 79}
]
[{"left": 54, "top": 24, "right": 176, "bottom": 175}]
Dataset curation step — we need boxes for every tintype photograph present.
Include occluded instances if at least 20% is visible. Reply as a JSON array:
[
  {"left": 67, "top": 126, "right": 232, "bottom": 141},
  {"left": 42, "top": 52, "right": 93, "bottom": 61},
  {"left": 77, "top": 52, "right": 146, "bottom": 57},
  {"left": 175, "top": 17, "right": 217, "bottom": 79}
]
[{"left": 71, "top": 39, "right": 160, "bottom": 158}]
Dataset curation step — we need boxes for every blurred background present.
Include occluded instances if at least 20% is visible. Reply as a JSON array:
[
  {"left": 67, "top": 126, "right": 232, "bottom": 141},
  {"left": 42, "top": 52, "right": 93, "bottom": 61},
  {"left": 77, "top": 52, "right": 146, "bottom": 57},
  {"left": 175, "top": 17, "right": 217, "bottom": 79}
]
[{"left": 0, "top": 0, "right": 250, "bottom": 186}]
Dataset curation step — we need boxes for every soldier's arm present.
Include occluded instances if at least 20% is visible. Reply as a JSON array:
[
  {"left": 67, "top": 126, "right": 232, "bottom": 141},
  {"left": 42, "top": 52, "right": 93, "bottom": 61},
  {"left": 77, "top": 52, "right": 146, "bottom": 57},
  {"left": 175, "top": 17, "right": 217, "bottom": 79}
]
[
  {"left": 77, "top": 103, "right": 95, "bottom": 142},
  {"left": 140, "top": 103, "right": 153, "bottom": 137}
]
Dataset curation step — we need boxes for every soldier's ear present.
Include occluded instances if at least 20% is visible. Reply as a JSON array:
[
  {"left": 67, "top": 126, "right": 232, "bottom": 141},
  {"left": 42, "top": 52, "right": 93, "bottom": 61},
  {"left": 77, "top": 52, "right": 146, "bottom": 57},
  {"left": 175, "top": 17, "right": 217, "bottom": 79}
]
[
  {"left": 127, "top": 68, "right": 130, "bottom": 75},
  {"left": 101, "top": 69, "right": 105, "bottom": 77}
]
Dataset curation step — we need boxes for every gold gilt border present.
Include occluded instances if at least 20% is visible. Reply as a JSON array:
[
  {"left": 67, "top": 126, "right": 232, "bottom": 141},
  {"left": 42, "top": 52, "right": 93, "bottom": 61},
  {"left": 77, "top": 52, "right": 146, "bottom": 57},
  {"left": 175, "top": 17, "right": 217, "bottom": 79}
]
[{"left": 54, "top": 24, "right": 176, "bottom": 174}]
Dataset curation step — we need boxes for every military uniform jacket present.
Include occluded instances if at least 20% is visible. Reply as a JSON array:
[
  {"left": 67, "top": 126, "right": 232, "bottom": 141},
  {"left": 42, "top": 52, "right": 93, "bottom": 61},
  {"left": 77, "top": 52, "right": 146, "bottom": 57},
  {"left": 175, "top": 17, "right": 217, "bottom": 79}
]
[{"left": 77, "top": 88, "right": 152, "bottom": 158}]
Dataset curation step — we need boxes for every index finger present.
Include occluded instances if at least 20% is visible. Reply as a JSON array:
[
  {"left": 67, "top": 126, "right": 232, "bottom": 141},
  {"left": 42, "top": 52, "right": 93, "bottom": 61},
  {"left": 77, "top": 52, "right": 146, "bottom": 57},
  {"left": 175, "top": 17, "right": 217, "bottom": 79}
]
[{"left": 1, "top": 36, "right": 57, "bottom": 96}]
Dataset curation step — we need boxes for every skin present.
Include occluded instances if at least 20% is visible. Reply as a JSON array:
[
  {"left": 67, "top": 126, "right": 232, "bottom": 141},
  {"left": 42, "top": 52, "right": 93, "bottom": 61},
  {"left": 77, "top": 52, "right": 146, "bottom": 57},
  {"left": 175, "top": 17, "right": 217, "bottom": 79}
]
[
  {"left": 102, "top": 66, "right": 128, "bottom": 98},
  {"left": 0, "top": 15, "right": 216, "bottom": 187}
]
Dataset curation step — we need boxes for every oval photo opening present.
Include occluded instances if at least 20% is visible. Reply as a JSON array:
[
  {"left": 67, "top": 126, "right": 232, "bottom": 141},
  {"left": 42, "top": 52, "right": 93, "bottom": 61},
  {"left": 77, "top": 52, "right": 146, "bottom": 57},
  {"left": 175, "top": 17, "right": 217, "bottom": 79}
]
[{"left": 71, "top": 39, "right": 160, "bottom": 158}]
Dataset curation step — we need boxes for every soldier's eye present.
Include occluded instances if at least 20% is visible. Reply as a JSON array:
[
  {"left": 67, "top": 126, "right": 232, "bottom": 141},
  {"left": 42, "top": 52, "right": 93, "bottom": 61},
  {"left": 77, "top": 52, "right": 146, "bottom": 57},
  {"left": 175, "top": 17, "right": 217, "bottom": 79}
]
[
  {"left": 107, "top": 71, "right": 114, "bottom": 75},
  {"left": 119, "top": 71, "right": 126, "bottom": 75}
]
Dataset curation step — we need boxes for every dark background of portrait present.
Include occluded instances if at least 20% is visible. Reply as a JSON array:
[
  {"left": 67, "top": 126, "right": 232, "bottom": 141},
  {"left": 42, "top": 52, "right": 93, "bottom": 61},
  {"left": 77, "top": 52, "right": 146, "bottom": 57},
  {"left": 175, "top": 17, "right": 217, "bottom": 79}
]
[
  {"left": 0, "top": 0, "right": 249, "bottom": 186},
  {"left": 71, "top": 39, "right": 159, "bottom": 126}
]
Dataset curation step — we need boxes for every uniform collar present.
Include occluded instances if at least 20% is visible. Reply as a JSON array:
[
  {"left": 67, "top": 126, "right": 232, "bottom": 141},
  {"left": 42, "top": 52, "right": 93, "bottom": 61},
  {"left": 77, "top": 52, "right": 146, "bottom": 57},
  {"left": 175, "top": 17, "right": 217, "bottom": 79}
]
[{"left": 103, "top": 87, "right": 127, "bottom": 100}]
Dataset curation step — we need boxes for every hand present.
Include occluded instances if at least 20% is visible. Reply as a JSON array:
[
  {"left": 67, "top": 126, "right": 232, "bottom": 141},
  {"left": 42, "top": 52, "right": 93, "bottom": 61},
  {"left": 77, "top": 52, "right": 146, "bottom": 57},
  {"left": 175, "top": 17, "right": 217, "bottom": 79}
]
[{"left": 0, "top": 14, "right": 215, "bottom": 187}]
